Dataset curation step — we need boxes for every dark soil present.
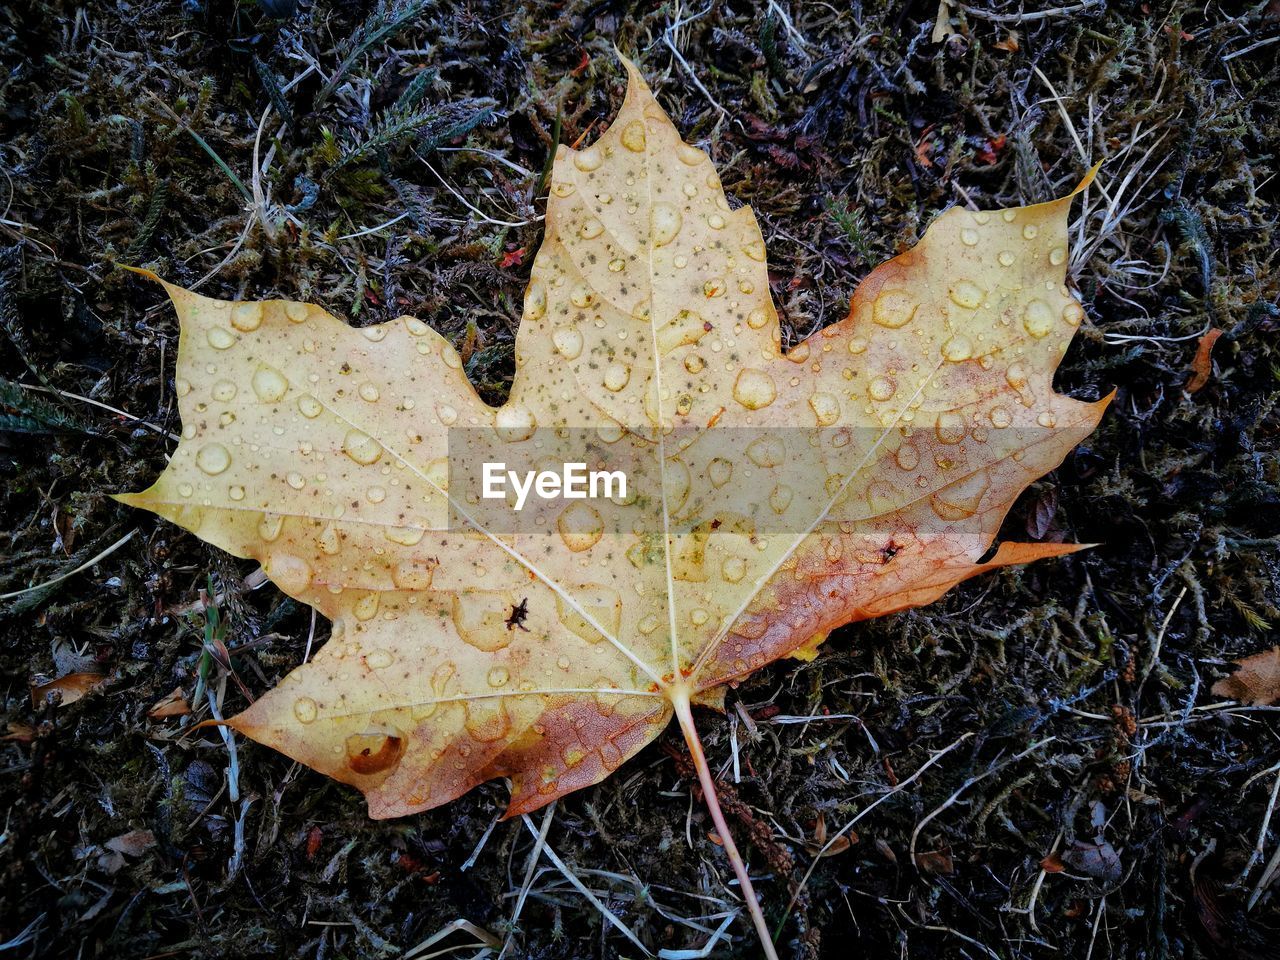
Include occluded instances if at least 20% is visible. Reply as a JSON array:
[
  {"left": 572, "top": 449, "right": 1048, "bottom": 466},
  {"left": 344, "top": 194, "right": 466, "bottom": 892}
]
[{"left": 2, "top": 1, "right": 1279, "bottom": 957}]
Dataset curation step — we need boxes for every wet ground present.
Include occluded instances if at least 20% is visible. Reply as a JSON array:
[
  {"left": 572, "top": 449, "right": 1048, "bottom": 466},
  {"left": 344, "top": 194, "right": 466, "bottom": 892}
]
[{"left": 2, "top": 1, "right": 1279, "bottom": 957}]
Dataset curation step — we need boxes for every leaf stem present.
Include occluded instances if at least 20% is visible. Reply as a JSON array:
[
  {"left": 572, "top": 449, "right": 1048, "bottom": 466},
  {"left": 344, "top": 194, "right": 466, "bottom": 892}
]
[{"left": 671, "top": 691, "right": 780, "bottom": 960}]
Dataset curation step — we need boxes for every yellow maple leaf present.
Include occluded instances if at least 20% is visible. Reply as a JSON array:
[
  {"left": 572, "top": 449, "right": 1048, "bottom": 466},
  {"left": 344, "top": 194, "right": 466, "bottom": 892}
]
[{"left": 117, "top": 58, "right": 1108, "bottom": 955}]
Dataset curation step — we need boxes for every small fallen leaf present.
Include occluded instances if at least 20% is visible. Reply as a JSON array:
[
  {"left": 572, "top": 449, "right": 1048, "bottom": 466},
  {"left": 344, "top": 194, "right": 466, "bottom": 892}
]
[
  {"left": 1040, "top": 851, "right": 1066, "bottom": 873},
  {"left": 993, "top": 32, "right": 1021, "bottom": 52},
  {"left": 1059, "top": 839, "right": 1122, "bottom": 883},
  {"left": 148, "top": 686, "right": 190, "bottom": 719},
  {"left": 31, "top": 672, "right": 106, "bottom": 707},
  {"left": 106, "top": 829, "right": 156, "bottom": 857},
  {"left": 1025, "top": 487, "right": 1059, "bottom": 541},
  {"left": 1, "top": 722, "right": 35, "bottom": 743},
  {"left": 306, "top": 825, "right": 323, "bottom": 860},
  {"left": 98, "top": 828, "right": 155, "bottom": 874},
  {"left": 914, "top": 846, "right": 955, "bottom": 875},
  {"left": 1212, "top": 647, "right": 1280, "bottom": 706},
  {"left": 1185, "top": 327, "right": 1224, "bottom": 393}
]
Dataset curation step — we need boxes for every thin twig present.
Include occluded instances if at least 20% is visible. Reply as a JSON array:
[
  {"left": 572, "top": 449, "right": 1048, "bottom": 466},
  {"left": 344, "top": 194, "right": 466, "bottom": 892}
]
[
  {"left": 957, "top": 0, "right": 1104, "bottom": 24},
  {"left": 1, "top": 529, "right": 136, "bottom": 601}
]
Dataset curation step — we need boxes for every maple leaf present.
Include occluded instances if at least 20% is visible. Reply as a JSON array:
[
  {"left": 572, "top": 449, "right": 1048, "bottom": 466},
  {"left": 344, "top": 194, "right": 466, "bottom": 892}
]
[
  {"left": 1212, "top": 647, "right": 1280, "bottom": 706},
  {"left": 117, "top": 59, "right": 1108, "bottom": 954}
]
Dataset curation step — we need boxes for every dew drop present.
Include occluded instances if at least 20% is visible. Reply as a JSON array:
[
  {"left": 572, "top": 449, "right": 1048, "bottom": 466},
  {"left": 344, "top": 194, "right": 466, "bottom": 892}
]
[
  {"left": 297, "top": 395, "right": 323, "bottom": 418},
  {"left": 558, "top": 501, "right": 604, "bottom": 552},
  {"left": 848, "top": 337, "right": 868, "bottom": 355},
  {"left": 1006, "top": 362, "right": 1029, "bottom": 389},
  {"left": 1022, "top": 224, "right": 1039, "bottom": 240},
  {"left": 621, "top": 120, "right": 647, "bottom": 152},
  {"left": 895, "top": 443, "right": 920, "bottom": 470},
  {"left": 1022, "top": 300, "right": 1055, "bottom": 339},
  {"left": 707, "top": 213, "right": 726, "bottom": 230},
  {"left": 574, "top": 146, "right": 603, "bottom": 171},
  {"left": 525, "top": 280, "right": 547, "bottom": 321},
  {"left": 708, "top": 457, "right": 733, "bottom": 487},
  {"left": 196, "top": 443, "right": 231, "bottom": 476},
  {"left": 207, "top": 327, "right": 236, "bottom": 350},
  {"left": 809, "top": 392, "right": 841, "bottom": 426},
  {"left": 293, "top": 697, "right": 318, "bottom": 724},
  {"left": 230, "top": 303, "right": 262, "bottom": 331},
  {"left": 743, "top": 238, "right": 766, "bottom": 261},
  {"left": 747, "top": 436, "right": 785, "bottom": 468},
  {"left": 651, "top": 202, "right": 682, "bottom": 246},
  {"left": 229, "top": 484, "right": 245, "bottom": 501},
  {"left": 285, "top": 303, "right": 309, "bottom": 323},
  {"left": 487, "top": 666, "right": 510, "bottom": 688},
  {"left": 495, "top": 404, "right": 537, "bottom": 442},
  {"left": 570, "top": 284, "right": 594, "bottom": 309},
  {"left": 384, "top": 525, "right": 425, "bottom": 546},
  {"left": 286, "top": 472, "right": 305, "bottom": 490},
  {"left": 177, "top": 483, "right": 193, "bottom": 498},
  {"left": 365, "top": 648, "right": 394, "bottom": 669},
  {"left": 392, "top": 560, "right": 434, "bottom": 590},
  {"left": 961, "top": 228, "right": 979, "bottom": 246},
  {"left": 267, "top": 554, "right": 312, "bottom": 593},
  {"left": 342, "top": 428, "right": 383, "bottom": 465},
  {"left": 873, "top": 291, "right": 917, "bottom": 328},
  {"left": 580, "top": 218, "right": 604, "bottom": 239},
  {"left": 553, "top": 326, "right": 583, "bottom": 359},
  {"left": 436, "top": 404, "right": 458, "bottom": 426},
  {"left": 1049, "top": 246, "right": 1067, "bottom": 266},
  {"left": 358, "top": 382, "right": 380, "bottom": 402},
  {"left": 353, "top": 592, "right": 380, "bottom": 622},
  {"left": 258, "top": 513, "right": 285, "bottom": 542},
  {"left": 603, "top": 363, "right": 630, "bottom": 392},
  {"left": 998, "top": 250, "right": 1016, "bottom": 267},
  {"left": 948, "top": 280, "right": 984, "bottom": 309},
  {"left": 211, "top": 380, "right": 237, "bottom": 402},
  {"left": 1062, "top": 302, "right": 1084, "bottom": 326},
  {"left": 678, "top": 143, "right": 703, "bottom": 165},
  {"left": 722, "top": 556, "right": 747, "bottom": 583},
  {"left": 868, "top": 376, "right": 896, "bottom": 402},
  {"left": 941, "top": 335, "right": 973, "bottom": 362},
  {"left": 989, "top": 405, "right": 1012, "bottom": 428},
  {"left": 935, "top": 411, "right": 966, "bottom": 444},
  {"left": 1037, "top": 410, "right": 1058, "bottom": 428},
  {"left": 931, "top": 469, "right": 990, "bottom": 521},
  {"left": 770, "top": 483, "right": 794, "bottom": 513},
  {"left": 252, "top": 365, "right": 288, "bottom": 403},
  {"left": 733, "top": 369, "right": 776, "bottom": 410},
  {"left": 608, "top": 258, "right": 626, "bottom": 272}
]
